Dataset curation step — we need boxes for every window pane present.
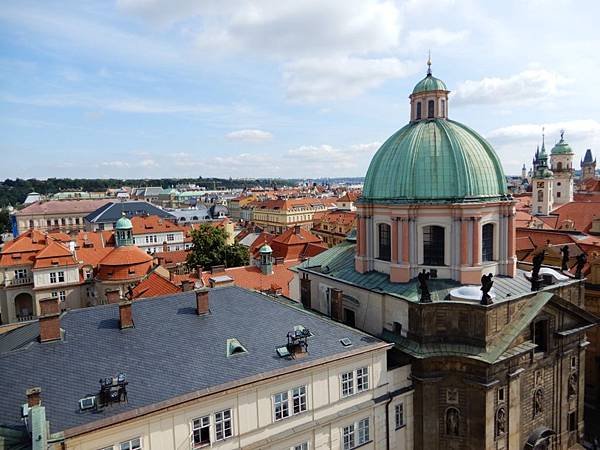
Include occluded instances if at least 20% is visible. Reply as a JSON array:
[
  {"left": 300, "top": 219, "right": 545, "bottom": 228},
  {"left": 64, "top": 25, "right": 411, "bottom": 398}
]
[
  {"left": 341, "top": 372, "right": 354, "bottom": 397},
  {"left": 358, "top": 418, "right": 369, "bottom": 444},
  {"left": 356, "top": 368, "right": 369, "bottom": 392},
  {"left": 423, "top": 225, "right": 445, "bottom": 266},
  {"left": 378, "top": 224, "right": 391, "bottom": 261},
  {"left": 482, "top": 223, "right": 494, "bottom": 262}
]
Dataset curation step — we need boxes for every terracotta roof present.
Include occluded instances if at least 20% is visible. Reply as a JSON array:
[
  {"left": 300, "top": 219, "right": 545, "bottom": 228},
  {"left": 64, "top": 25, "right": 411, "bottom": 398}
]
[
  {"left": 0, "top": 230, "right": 50, "bottom": 267},
  {"left": 550, "top": 201, "right": 600, "bottom": 233},
  {"left": 268, "top": 227, "right": 327, "bottom": 261},
  {"left": 130, "top": 215, "right": 186, "bottom": 235},
  {"left": 132, "top": 272, "right": 181, "bottom": 299},
  {"left": 200, "top": 261, "right": 297, "bottom": 296},
  {"left": 14, "top": 199, "right": 112, "bottom": 216},
  {"left": 98, "top": 246, "right": 153, "bottom": 266},
  {"left": 46, "top": 231, "right": 72, "bottom": 242},
  {"left": 33, "top": 241, "right": 78, "bottom": 269},
  {"left": 313, "top": 210, "right": 357, "bottom": 228},
  {"left": 337, "top": 191, "right": 359, "bottom": 202},
  {"left": 75, "top": 247, "right": 113, "bottom": 268},
  {"left": 155, "top": 249, "right": 189, "bottom": 267}
]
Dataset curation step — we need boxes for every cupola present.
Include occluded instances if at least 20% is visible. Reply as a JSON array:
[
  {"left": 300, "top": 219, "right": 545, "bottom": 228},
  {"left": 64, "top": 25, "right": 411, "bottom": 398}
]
[
  {"left": 115, "top": 215, "right": 134, "bottom": 247},
  {"left": 409, "top": 55, "right": 449, "bottom": 122}
]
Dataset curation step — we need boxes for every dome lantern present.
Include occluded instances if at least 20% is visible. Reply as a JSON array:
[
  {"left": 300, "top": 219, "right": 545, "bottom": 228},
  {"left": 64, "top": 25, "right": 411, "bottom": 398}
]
[
  {"left": 409, "top": 55, "right": 449, "bottom": 122},
  {"left": 115, "top": 214, "right": 134, "bottom": 247}
]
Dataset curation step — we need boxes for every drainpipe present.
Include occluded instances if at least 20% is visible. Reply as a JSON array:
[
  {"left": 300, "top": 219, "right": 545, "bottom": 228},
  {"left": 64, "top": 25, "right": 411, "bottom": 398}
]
[{"left": 385, "top": 395, "right": 393, "bottom": 450}]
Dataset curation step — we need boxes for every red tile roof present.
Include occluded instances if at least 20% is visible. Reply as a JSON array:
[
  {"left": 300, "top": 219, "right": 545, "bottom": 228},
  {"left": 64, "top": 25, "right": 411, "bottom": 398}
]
[
  {"left": 33, "top": 241, "right": 78, "bottom": 269},
  {"left": 132, "top": 272, "right": 181, "bottom": 299},
  {"left": 550, "top": 201, "right": 600, "bottom": 233}
]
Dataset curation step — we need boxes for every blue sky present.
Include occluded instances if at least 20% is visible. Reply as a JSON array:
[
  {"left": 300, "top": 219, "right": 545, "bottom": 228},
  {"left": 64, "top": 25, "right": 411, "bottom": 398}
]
[{"left": 1, "top": 0, "right": 599, "bottom": 179}]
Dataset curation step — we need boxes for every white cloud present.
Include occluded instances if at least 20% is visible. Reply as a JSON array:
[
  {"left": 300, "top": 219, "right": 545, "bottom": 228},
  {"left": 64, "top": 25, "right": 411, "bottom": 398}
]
[
  {"left": 139, "top": 159, "right": 159, "bottom": 167},
  {"left": 405, "top": 28, "right": 469, "bottom": 52},
  {"left": 226, "top": 129, "right": 273, "bottom": 143},
  {"left": 284, "top": 57, "right": 418, "bottom": 103},
  {"left": 452, "top": 69, "right": 571, "bottom": 106},
  {"left": 0, "top": 93, "right": 214, "bottom": 114},
  {"left": 100, "top": 160, "right": 131, "bottom": 168}
]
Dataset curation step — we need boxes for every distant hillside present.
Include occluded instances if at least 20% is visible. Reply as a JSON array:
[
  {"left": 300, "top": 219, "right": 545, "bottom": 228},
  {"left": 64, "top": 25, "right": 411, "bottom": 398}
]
[{"left": 0, "top": 177, "right": 296, "bottom": 207}]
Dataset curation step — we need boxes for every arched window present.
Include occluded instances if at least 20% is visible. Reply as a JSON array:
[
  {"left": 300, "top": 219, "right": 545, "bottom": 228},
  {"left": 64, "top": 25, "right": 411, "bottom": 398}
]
[
  {"left": 482, "top": 223, "right": 494, "bottom": 262},
  {"left": 557, "top": 162, "right": 563, "bottom": 171},
  {"left": 416, "top": 102, "right": 422, "bottom": 120},
  {"left": 537, "top": 190, "right": 543, "bottom": 202},
  {"left": 423, "top": 225, "right": 445, "bottom": 266},
  {"left": 378, "top": 223, "right": 391, "bottom": 261},
  {"left": 441, "top": 99, "right": 446, "bottom": 117},
  {"left": 427, "top": 100, "right": 435, "bottom": 118}
]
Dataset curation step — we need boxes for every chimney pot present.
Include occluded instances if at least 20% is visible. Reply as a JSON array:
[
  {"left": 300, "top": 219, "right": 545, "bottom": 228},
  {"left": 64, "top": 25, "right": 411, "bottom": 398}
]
[
  {"left": 39, "top": 297, "right": 61, "bottom": 343},
  {"left": 119, "top": 300, "right": 134, "bottom": 329},
  {"left": 106, "top": 289, "right": 121, "bottom": 304},
  {"left": 26, "top": 387, "right": 42, "bottom": 407},
  {"left": 195, "top": 288, "right": 210, "bottom": 315},
  {"left": 182, "top": 279, "right": 194, "bottom": 292}
]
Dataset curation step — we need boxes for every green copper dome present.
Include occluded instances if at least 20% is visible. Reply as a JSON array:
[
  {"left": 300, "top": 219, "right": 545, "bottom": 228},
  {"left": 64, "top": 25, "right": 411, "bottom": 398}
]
[
  {"left": 550, "top": 135, "right": 573, "bottom": 155},
  {"left": 412, "top": 73, "right": 448, "bottom": 94},
  {"left": 259, "top": 243, "right": 272, "bottom": 254},
  {"left": 115, "top": 216, "right": 133, "bottom": 230},
  {"left": 363, "top": 119, "right": 508, "bottom": 203}
]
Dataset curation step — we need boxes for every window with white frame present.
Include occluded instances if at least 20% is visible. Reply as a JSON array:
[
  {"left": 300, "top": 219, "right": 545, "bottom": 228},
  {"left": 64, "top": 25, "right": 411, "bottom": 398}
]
[
  {"left": 214, "top": 409, "right": 232, "bottom": 441},
  {"left": 14, "top": 269, "right": 27, "bottom": 279},
  {"left": 192, "top": 415, "right": 210, "bottom": 447},
  {"left": 292, "top": 386, "right": 307, "bottom": 414},
  {"left": 167, "top": 233, "right": 174, "bottom": 241},
  {"left": 273, "top": 385, "right": 307, "bottom": 421},
  {"left": 356, "top": 367, "right": 369, "bottom": 392},
  {"left": 343, "top": 417, "right": 370, "bottom": 449},
  {"left": 341, "top": 371, "right": 354, "bottom": 397},
  {"left": 292, "top": 443, "right": 309, "bottom": 450},
  {"left": 274, "top": 391, "right": 289, "bottom": 420},
  {"left": 50, "top": 271, "right": 65, "bottom": 284},
  {"left": 50, "top": 272, "right": 57, "bottom": 284},
  {"left": 395, "top": 403, "right": 405, "bottom": 428},
  {"left": 341, "top": 367, "right": 369, "bottom": 397},
  {"left": 119, "top": 437, "right": 142, "bottom": 450}
]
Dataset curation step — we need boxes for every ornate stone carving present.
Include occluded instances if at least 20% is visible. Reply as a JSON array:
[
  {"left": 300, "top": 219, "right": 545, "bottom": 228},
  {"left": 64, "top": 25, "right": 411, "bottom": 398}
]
[
  {"left": 446, "top": 388, "right": 459, "bottom": 404},
  {"left": 495, "top": 406, "right": 507, "bottom": 437},
  {"left": 533, "top": 388, "right": 544, "bottom": 417},
  {"left": 445, "top": 407, "right": 460, "bottom": 436}
]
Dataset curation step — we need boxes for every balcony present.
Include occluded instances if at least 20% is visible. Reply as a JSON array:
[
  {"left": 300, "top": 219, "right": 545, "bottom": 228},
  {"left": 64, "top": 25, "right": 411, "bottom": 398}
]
[
  {"left": 17, "top": 314, "right": 36, "bottom": 322},
  {"left": 4, "top": 276, "right": 33, "bottom": 287}
]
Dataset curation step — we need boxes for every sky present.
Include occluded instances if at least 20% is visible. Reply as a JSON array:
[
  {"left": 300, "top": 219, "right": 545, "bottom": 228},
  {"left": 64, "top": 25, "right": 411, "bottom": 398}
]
[{"left": 1, "top": 0, "right": 599, "bottom": 180}]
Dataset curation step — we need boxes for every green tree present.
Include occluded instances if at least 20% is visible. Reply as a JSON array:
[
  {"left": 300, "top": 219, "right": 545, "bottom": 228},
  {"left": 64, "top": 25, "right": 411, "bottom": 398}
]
[
  {"left": 186, "top": 224, "right": 251, "bottom": 270},
  {"left": 0, "top": 208, "right": 9, "bottom": 234},
  {"left": 223, "top": 243, "right": 249, "bottom": 268}
]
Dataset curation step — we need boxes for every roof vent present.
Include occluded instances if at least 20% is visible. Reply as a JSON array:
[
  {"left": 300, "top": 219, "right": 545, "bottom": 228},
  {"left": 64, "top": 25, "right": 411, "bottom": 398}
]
[
  {"left": 340, "top": 338, "right": 352, "bottom": 347},
  {"left": 226, "top": 338, "right": 247, "bottom": 357}
]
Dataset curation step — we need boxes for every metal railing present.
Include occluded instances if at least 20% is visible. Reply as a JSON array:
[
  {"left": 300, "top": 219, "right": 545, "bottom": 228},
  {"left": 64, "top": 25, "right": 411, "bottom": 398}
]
[{"left": 17, "top": 315, "right": 36, "bottom": 322}]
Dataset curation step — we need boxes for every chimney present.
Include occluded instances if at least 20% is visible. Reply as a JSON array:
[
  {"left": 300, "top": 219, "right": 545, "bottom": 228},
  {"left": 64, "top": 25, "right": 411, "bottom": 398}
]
[
  {"left": 195, "top": 288, "right": 209, "bottom": 315},
  {"left": 106, "top": 289, "right": 121, "bottom": 304},
  {"left": 182, "top": 279, "right": 194, "bottom": 292},
  {"left": 39, "top": 297, "right": 61, "bottom": 343},
  {"left": 330, "top": 288, "right": 343, "bottom": 321},
  {"left": 119, "top": 300, "right": 134, "bottom": 329},
  {"left": 196, "top": 266, "right": 203, "bottom": 279},
  {"left": 26, "top": 387, "right": 42, "bottom": 407}
]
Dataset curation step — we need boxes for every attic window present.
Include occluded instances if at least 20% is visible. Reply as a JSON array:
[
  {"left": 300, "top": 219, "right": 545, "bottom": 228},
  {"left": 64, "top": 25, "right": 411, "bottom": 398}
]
[
  {"left": 226, "top": 338, "right": 248, "bottom": 357},
  {"left": 12, "top": 253, "right": 21, "bottom": 259},
  {"left": 340, "top": 338, "right": 352, "bottom": 347},
  {"left": 128, "top": 268, "right": 136, "bottom": 275},
  {"left": 51, "top": 259, "right": 59, "bottom": 265}
]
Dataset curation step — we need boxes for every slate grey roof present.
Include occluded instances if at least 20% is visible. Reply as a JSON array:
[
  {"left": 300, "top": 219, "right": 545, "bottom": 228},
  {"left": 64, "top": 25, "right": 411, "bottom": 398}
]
[
  {"left": 296, "top": 241, "right": 580, "bottom": 304},
  {"left": 0, "top": 287, "right": 385, "bottom": 436},
  {"left": 85, "top": 201, "right": 175, "bottom": 224}
]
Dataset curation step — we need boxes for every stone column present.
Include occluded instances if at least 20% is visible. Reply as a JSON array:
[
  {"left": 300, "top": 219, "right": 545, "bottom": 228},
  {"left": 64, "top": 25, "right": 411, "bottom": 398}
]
[
  {"left": 330, "top": 288, "right": 343, "bottom": 321},
  {"left": 391, "top": 218, "right": 399, "bottom": 263},
  {"left": 460, "top": 218, "right": 468, "bottom": 266},
  {"left": 472, "top": 217, "right": 481, "bottom": 266},
  {"left": 506, "top": 211, "right": 516, "bottom": 277}
]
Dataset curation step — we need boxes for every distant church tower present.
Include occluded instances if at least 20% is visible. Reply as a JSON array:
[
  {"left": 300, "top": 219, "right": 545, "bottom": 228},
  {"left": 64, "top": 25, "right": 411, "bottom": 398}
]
[
  {"left": 531, "top": 137, "right": 554, "bottom": 215},
  {"left": 581, "top": 148, "right": 597, "bottom": 180},
  {"left": 549, "top": 130, "right": 574, "bottom": 205},
  {"left": 521, "top": 163, "right": 527, "bottom": 180}
]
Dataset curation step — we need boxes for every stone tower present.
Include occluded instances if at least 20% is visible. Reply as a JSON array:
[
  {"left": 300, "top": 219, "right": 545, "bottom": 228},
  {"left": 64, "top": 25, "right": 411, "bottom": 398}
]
[
  {"left": 581, "top": 149, "right": 597, "bottom": 180},
  {"left": 550, "top": 131, "right": 574, "bottom": 205},
  {"left": 531, "top": 142, "right": 554, "bottom": 216}
]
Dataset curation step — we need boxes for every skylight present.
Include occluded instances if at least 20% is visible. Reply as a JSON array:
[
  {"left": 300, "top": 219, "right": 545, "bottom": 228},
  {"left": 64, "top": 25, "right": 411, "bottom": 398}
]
[{"left": 226, "top": 338, "right": 248, "bottom": 357}]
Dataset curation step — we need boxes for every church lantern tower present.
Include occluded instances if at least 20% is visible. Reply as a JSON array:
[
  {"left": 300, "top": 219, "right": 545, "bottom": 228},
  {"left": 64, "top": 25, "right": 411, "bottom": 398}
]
[
  {"left": 531, "top": 138, "right": 554, "bottom": 215},
  {"left": 581, "top": 148, "right": 597, "bottom": 180},
  {"left": 550, "top": 130, "right": 574, "bottom": 205},
  {"left": 357, "top": 59, "right": 515, "bottom": 285}
]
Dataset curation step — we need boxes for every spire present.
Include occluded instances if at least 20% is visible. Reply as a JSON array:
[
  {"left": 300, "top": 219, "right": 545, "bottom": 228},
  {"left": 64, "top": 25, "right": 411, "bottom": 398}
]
[
  {"left": 541, "top": 127, "right": 546, "bottom": 151},
  {"left": 427, "top": 50, "right": 432, "bottom": 76}
]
